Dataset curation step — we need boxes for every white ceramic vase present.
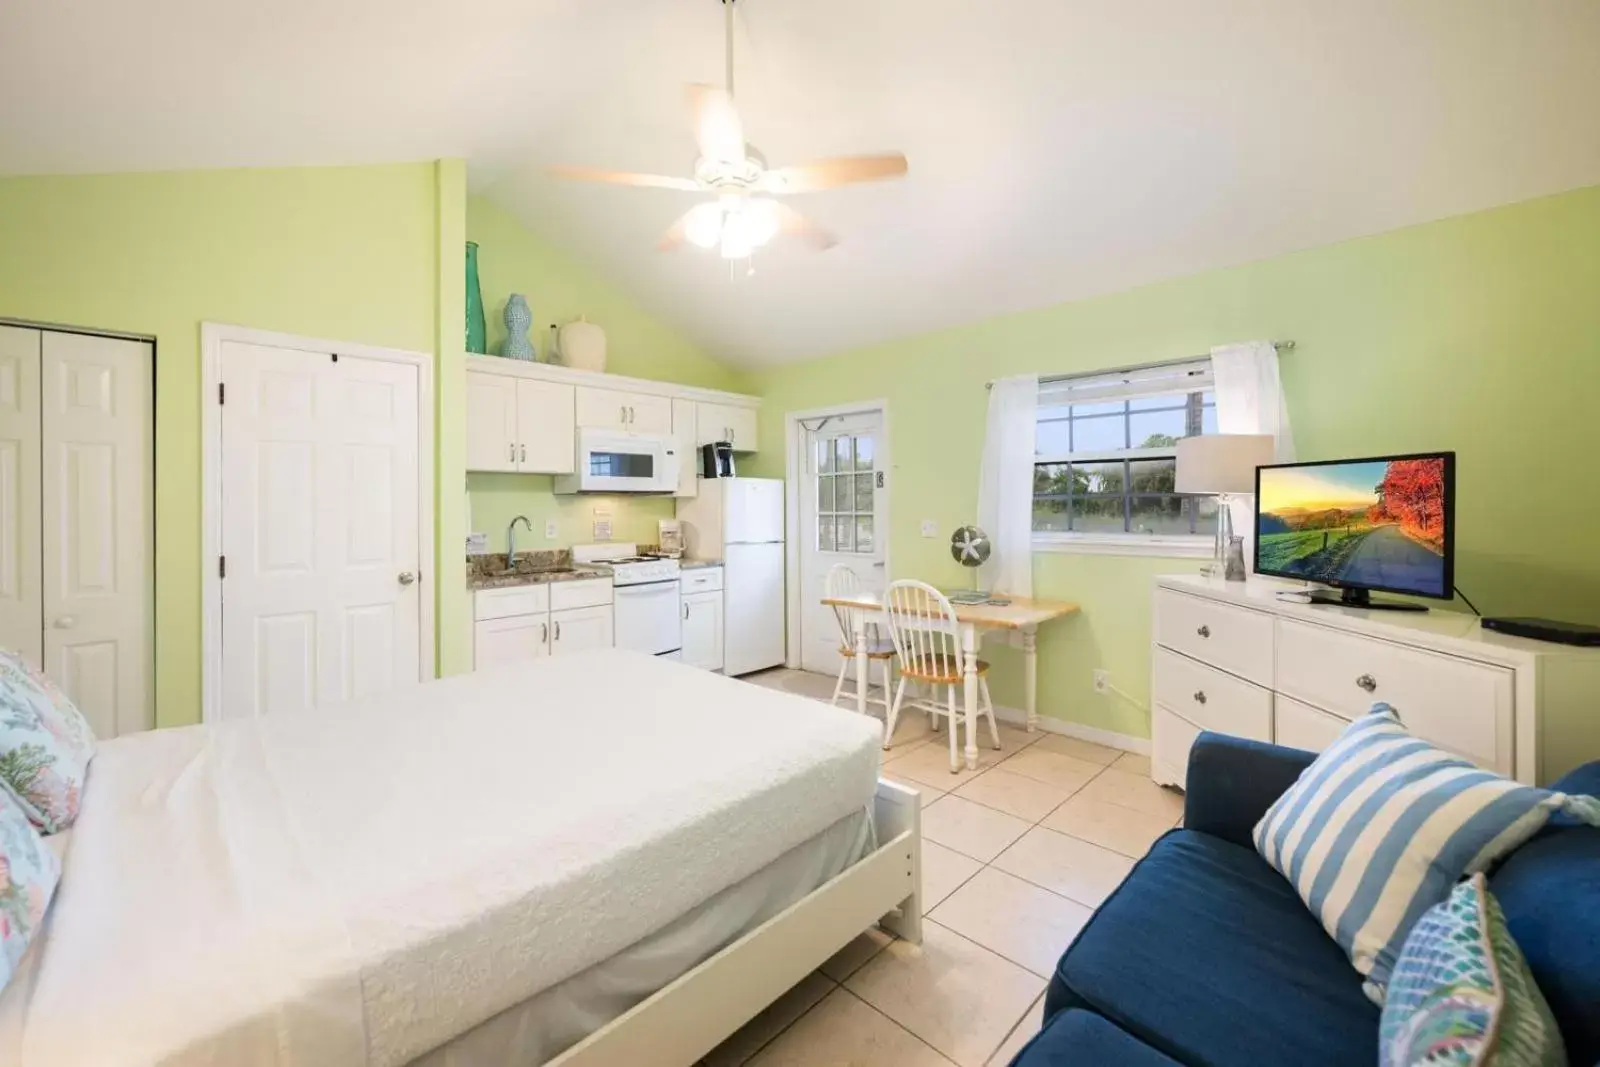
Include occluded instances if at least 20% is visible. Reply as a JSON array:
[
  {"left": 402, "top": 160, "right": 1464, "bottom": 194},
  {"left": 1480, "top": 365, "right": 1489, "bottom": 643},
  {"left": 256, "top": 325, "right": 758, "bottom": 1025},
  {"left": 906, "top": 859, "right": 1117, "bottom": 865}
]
[{"left": 559, "top": 316, "right": 606, "bottom": 373}]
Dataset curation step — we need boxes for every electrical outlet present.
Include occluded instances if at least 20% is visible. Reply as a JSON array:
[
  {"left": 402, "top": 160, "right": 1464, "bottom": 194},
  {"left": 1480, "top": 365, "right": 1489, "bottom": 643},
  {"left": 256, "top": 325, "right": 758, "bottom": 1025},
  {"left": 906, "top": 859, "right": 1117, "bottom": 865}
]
[
  {"left": 1092, "top": 669, "right": 1110, "bottom": 694},
  {"left": 920, "top": 519, "right": 940, "bottom": 538},
  {"left": 544, "top": 519, "right": 558, "bottom": 540}
]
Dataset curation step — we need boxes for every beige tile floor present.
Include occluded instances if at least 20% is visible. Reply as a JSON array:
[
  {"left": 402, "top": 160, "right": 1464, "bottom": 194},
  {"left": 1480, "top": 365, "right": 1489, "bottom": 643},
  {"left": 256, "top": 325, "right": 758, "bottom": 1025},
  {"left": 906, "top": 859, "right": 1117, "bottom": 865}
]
[{"left": 698, "top": 667, "right": 1185, "bottom": 1067}]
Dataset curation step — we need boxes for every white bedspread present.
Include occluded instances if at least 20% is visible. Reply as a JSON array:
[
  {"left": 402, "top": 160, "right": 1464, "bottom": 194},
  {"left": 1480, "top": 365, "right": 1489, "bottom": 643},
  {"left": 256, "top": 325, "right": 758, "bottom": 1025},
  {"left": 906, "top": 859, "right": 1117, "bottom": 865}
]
[{"left": 0, "top": 651, "right": 881, "bottom": 1067}]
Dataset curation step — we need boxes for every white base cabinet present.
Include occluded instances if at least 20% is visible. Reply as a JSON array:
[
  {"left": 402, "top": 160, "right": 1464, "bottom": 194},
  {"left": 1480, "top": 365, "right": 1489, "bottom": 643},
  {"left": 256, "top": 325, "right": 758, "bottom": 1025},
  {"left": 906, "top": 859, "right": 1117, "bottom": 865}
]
[
  {"left": 1150, "top": 574, "right": 1600, "bottom": 789},
  {"left": 473, "top": 579, "right": 614, "bottom": 669},
  {"left": 680, "top": 567, "right": 724, "bottom": 671}
]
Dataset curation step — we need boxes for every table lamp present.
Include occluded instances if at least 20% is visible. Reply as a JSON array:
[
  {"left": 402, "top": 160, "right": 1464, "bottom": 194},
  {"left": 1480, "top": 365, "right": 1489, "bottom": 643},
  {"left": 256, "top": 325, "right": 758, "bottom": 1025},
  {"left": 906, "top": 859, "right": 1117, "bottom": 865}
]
[{"left": 1176, "top": 434, "right": 1275, "bottom": 580}]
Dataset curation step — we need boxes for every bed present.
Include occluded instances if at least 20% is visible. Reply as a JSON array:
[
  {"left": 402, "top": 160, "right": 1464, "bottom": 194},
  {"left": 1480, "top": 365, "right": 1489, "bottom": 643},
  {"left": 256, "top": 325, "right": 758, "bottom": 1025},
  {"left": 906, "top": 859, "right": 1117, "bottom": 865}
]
[{"left": 0, "top": 650, "right": 922, "bottom": 1067}]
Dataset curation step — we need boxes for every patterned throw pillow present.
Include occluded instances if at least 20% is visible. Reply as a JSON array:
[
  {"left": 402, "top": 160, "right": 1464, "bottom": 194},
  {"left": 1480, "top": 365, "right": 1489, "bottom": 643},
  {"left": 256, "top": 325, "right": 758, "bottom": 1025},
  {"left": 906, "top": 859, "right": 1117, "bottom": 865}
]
[
  {"left": 1253, "top": 705, "right": 1600, "bottom": 1002},
  {"left": 0, "top": 650, "right": 96, "bottom": 833},
  {"left": 0, "top": 787, "right": 60, "bottom": 994},
  {"left": 1380, "top": 874, "right": 1566, "bottom": 1067}
]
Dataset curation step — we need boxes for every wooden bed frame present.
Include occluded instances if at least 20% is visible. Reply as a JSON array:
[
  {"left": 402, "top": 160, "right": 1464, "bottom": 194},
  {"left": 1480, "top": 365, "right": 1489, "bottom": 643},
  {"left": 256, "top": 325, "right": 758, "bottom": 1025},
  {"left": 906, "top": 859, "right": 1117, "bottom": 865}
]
[{"left": 547, "top": 779, "right": 923, "bottom": 1066}]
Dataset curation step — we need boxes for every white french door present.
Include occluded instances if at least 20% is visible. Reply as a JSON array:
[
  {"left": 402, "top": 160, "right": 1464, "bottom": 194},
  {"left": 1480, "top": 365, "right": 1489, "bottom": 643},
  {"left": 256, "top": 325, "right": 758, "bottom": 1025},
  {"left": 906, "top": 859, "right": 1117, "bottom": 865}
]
[
  {"left": 798, "top": 410, "right": 886, "bottom": 675},
  {"left": 218, "top": 339, "right": 424, "bottom": 717},
  {"left": 0, "top": 324, "right": 153, "bottom": 738}
]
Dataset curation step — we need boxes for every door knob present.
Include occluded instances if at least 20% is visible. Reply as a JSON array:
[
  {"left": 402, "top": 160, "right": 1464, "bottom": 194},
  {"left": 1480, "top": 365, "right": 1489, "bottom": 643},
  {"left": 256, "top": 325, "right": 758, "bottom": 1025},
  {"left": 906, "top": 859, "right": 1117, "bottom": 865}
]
[
  {"left": 1192, "top": 690, "right": 1207, "bottom": 705},
  {"left": 397, "top": 571, "right": 417, "bottom": 586},
  {"left": 1196, "top": 624, "right": 1210, "bottom": 638},
  {"left": 1356, "top": 674, "right": 1377, "bottom": 693},
  {"left": 53, "top": 616, "right": 76, "bottom": 629}
]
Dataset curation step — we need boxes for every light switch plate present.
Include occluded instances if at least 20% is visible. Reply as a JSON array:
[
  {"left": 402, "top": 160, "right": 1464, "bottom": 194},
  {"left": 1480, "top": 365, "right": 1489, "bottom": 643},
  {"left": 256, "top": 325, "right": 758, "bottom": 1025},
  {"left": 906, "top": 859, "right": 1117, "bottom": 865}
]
[
  {"left": 465, "top": 532, "right": 489, "bottom": 556},
  {"left": 544, "top": 519, "right": 558, "bottom": 540},
  {"left": 920, "top": 520, "right": 940, "bottom": 538}
]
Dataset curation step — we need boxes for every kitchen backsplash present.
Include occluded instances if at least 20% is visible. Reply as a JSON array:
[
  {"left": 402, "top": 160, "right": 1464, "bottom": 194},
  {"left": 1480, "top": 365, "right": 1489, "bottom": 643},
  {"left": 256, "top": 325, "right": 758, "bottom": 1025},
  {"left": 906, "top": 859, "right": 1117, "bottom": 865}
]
[{"left": 467, "top": 472, "right": 678, "bottom": 551}]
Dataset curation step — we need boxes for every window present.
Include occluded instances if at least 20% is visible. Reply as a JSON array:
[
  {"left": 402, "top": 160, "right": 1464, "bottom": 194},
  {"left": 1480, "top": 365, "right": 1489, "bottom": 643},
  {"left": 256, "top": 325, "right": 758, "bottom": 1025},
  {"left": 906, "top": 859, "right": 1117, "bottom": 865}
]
[
  {"left": 1033, "top": 360, "right": 1219, "bottom": 554},
  {"left": 816, "top": 432, "right": 877, "bottom": 553}
]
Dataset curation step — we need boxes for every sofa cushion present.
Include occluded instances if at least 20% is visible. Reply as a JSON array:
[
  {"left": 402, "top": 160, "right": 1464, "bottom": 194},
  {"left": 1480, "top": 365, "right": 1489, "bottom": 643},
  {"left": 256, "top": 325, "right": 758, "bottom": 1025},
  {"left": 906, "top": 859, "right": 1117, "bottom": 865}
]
[
  {"left": 1489, "top": 819, "right": 1600, "bottom": 1065},
  {"left": 1050, "top": 829, "right": 1379, "bottom": 1067},
  {"left": 1012, "top": 1009, "right": 1183, "bottom": 1067}
]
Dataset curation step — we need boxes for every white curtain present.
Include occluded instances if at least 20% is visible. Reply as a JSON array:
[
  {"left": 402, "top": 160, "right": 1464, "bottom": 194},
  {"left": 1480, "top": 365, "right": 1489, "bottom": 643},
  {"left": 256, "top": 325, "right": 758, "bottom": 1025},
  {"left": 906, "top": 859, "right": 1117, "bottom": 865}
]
[
  {"left": 978, "top": 374, "right": 1039, "bottom": 596},
  {"left": 1211, "top": 341, "right": 1296, "bottom": 567}
]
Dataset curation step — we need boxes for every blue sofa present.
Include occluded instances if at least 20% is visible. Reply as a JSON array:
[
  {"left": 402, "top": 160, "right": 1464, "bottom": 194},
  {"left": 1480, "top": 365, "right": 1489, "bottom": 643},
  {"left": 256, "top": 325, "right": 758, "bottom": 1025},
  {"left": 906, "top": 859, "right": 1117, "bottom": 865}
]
[{"left": 1011, "top": 733, "right": 1600, "bottom": 1067}]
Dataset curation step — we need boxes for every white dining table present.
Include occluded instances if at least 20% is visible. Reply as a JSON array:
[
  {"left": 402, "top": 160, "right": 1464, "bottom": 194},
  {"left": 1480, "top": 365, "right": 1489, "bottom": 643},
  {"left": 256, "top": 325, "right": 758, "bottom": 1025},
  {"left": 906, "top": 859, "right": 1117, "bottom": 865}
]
[{"left": 819, "top": 590, "right": 1081, "bottom": 771}]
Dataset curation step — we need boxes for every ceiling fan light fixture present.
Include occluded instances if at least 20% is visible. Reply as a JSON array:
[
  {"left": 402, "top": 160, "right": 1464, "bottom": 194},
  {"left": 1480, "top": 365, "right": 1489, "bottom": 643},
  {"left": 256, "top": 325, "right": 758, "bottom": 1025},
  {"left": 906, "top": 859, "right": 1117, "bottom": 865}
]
[{"left": 683, "top": 202, "right": 725, "bottom": 249}]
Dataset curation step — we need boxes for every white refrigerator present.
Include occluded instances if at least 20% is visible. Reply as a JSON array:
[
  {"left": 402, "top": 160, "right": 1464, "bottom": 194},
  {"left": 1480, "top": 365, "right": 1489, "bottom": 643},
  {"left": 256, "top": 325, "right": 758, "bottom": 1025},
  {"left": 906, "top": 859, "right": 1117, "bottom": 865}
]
[{"left": 678, "top": 478, "right": 785, "bottom": 676}]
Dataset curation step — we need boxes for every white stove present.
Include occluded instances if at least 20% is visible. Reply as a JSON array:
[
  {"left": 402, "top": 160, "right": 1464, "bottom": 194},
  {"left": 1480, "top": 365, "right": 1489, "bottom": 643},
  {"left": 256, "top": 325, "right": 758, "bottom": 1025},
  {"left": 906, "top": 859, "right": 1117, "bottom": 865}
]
[{"left": 572, "top": 544, "right": 682, "bottom": 656}]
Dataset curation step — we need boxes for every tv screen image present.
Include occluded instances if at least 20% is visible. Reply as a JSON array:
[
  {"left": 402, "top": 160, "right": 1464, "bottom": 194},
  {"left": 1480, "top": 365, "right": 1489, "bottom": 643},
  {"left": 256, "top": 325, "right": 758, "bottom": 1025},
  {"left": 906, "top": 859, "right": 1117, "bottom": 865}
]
[{"left": 1255, "top": 453, "right": 1454, "bottom": 599}]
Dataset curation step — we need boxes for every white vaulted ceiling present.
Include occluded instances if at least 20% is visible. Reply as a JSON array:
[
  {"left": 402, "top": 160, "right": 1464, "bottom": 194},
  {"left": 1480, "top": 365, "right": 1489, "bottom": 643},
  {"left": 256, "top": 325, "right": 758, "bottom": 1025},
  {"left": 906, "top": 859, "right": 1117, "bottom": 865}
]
[{"left": 3, "top": 1, "right": 1598, "bottom": 366}]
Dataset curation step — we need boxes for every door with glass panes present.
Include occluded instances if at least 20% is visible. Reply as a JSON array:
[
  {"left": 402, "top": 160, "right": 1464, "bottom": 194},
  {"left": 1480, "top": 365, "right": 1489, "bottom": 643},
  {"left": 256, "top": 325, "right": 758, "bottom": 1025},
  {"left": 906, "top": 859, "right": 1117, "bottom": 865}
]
[{"left": 799, "top": 411, "right": 886, "bottom": 676}]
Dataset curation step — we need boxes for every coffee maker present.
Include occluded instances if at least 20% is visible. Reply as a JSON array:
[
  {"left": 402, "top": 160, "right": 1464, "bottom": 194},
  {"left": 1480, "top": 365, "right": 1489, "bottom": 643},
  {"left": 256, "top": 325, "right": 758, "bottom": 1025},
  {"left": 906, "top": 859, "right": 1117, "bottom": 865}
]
[{"left": 700, "top": 441, "right": 735, "bottom": 479}]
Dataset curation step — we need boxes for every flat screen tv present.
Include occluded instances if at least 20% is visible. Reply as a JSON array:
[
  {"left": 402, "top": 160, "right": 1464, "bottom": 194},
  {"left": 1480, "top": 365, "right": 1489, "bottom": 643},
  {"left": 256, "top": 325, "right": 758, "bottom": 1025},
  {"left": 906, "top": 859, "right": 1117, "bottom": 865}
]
[{"left": 1254, "top": 452, "right": 1455, "bottom": 610}]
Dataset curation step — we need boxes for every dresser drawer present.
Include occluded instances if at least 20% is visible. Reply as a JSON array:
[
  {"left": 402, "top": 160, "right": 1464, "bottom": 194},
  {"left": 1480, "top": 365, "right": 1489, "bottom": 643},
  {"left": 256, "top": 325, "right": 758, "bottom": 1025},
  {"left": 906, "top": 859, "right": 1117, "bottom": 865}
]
[
  {"left": 1154, "top": 589, "right": 1275, "bottom": 685},
  {"left": 1152, "top": 647, "right": 1273, "bottom": 741},
  {"left": 1274, "top": 695, "right": 1349, "bottom": 754},
  {"left": 1275, "top": 619, "right": 1512, "bottom": 772},
  {"left": 680, "top": 567, "right": 724, "bottom": 593},
  {"left": 1152, "top": 705, "right": 1203, "bottom": 790},
  {"left": 475, "top": 584, "right": 551, "bottom": 620},
  {"left": 549, "top": 578, "right": 613, "bottom": 611}
]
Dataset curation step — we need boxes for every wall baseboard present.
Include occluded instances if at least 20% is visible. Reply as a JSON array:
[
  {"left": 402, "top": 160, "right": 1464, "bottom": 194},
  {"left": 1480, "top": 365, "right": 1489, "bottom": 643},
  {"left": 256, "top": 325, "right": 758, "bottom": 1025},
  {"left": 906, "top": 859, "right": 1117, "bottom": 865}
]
[{"left": 991, "top": 703, "right": 1152, "bottom": 756}]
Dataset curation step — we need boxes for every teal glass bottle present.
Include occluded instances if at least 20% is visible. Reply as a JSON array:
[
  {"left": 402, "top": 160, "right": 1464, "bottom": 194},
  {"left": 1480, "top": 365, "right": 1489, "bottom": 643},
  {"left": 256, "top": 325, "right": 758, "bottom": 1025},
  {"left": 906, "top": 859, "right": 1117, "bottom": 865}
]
[{"left": 465, "top": 241, "right": 487, "bottom": 354}]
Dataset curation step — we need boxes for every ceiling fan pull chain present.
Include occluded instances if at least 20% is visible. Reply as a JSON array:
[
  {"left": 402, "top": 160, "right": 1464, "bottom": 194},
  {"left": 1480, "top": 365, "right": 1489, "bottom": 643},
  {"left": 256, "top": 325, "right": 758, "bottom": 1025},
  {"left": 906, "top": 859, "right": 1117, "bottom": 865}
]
[{"left": 725, "top": 0, "right": 736, "bottom": 99}]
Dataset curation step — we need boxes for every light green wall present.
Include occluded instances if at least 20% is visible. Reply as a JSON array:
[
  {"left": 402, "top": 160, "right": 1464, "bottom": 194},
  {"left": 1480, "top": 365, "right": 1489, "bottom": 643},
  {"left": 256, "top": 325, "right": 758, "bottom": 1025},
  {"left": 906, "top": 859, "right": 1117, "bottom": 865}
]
[
  {"left": 0, "top": 163, "right": 443, "bottom": 728},
  {"left": 463, "top": 193, "right": 743, "bottom": 558},
  {"left": 747, "top": 184, "right": 1600, "bottom": 739},
  {"left": 434, "top": 162, "right": 471, "bottom": 677}
]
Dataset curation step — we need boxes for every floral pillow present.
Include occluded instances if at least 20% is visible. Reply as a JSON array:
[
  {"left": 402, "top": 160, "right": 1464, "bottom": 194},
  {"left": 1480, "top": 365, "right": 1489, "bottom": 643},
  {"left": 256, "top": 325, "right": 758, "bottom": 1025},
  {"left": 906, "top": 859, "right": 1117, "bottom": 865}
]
[
  {"left": 0, "top": 651, "right": 96, "bottom": 833},
  {"left": 0, "top": 787, "right": 59, "bottom": 994}
]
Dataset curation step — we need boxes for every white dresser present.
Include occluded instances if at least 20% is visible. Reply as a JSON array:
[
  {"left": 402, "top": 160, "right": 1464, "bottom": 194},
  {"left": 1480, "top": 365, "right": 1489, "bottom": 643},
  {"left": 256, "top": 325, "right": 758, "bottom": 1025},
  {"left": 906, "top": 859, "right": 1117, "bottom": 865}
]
[{"left": 1151, "top": 574, "right": 1600, "bottom": 789}]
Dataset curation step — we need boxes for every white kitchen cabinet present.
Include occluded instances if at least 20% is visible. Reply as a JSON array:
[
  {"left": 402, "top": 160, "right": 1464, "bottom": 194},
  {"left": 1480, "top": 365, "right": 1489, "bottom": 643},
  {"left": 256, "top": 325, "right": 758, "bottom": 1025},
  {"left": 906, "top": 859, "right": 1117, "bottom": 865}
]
[
  {"left": 465, "top": 371, "right": 519, "bottom": 472},
  {"left": 576, "top": 386, "right": 673, "bottom": 434},
  {"left": 473, "top": 614, "right": 550, "bottom": 669},
  {"left": 551, "top": 604, "right": 615, "bottom": 655},
  {"left": 672, "top": 397, "right": 698, "bottom": 498},
  {"left": 695, "top": 401, "right": 758, "bottom": 452},
  {"left": 472, "top": 579, "right": 612, "bottom": 669},
  {"left": 465, "top": 370, "right": 575, "bottom": 473},
  {"left": 682, "top": 591, "right": 724, "bottom": 671},
  {"left": 516, "top": 379, "right": 576, "bottom": 473}
]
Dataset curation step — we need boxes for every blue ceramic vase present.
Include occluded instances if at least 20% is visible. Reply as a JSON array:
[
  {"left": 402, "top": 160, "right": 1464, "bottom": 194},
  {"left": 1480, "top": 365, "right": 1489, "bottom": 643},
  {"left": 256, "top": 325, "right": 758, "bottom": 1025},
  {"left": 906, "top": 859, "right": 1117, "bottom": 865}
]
[
  {"left": 465, "top": 241, "right": 486, "bottom": 354},
  {"left": 502, "top": 294, "right": 534, "bottom": 359}
]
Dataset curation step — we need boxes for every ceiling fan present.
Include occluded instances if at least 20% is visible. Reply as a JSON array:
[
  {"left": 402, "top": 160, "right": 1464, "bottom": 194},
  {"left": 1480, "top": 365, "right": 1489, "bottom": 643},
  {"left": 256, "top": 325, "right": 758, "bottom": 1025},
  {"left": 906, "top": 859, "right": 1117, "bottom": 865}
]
[{"left": 547, "top": 0, "right": 908, "bottom": 264}]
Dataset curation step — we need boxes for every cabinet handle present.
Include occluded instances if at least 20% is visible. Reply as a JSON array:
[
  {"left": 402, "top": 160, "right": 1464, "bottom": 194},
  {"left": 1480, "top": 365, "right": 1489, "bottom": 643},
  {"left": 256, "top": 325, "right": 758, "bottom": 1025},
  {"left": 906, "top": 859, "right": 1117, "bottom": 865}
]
[
  {"left": 1196, "top": 624, "right": 1210, "bottom": 638},
  {"left": 542, "top": 622, "right": 549, "bottom": 644},
  {"left": 630, "top": 406, "right": 636, "bottom": 424},
  {"left": 554, "top": 621, "right": 562, "bottom": 641},
  {"left": 1192, "top": 690, "right": 1207, "bottom": 705},
  {"left": 519, "top": 443, "right": 526, "bottom": 462},
  {"left": 508, "top": 443, "right": 515, "bottom": 462},
  {"left": 682, "top": 602, "right": 690, "bottom": 620},
  {"left": 619, "top": 405, "right": 626, "bottom": 424},
  {"left": 1356, "top": 674, "right": 1377, "bottom": 693}
]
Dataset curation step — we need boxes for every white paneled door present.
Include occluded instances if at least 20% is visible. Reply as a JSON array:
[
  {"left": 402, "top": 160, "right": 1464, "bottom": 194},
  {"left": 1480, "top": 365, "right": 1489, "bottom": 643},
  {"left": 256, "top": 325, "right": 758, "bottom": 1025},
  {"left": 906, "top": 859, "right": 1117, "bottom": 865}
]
[
  {"left": 41, "top": 331, "right": 153, "bottom": 738},
  {"left": 798, "top": 410, "right": 886, "bottom": 675},
  {"left": 219, "top": 340, "right": 423, "bottom": 717},
  {"left": 0, "top": 327, "right": 42, "bottom": 667}
]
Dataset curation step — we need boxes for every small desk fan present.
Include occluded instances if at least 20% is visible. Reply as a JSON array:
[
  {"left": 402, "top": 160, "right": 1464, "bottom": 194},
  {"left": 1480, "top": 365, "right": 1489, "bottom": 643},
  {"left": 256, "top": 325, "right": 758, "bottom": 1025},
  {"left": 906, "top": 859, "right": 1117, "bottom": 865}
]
[{"left": 949, "top": 526, "right": 992, "bottom": 604}]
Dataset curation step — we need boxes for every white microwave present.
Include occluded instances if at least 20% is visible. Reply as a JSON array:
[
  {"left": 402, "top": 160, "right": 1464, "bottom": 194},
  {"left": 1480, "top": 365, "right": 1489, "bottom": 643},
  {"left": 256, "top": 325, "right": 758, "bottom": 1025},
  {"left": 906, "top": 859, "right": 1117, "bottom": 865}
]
[{"left": 554, "top": 428, "right": 680, "bottom": 494}]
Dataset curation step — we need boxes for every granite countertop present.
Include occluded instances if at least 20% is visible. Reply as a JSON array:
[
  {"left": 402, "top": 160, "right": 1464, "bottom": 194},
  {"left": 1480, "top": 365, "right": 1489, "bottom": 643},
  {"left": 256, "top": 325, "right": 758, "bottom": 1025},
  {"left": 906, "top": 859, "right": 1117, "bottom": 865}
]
[
  {"left": 466, "top": 550, "right": 609, "bottom": 591},
  {"left": 678, "top": 558, "right": 723, "bottom": 570}
]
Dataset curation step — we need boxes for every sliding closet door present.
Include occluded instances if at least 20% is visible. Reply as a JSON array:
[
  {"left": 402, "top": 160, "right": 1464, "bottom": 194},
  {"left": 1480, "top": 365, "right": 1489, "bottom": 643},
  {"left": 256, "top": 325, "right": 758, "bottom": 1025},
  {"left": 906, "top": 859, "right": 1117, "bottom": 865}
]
[
  {"left": 41, "top": 331, "right": 154, "bottom": 738},
  {"left": 0, "top": 327, "right": 41, "bottom": 666}
]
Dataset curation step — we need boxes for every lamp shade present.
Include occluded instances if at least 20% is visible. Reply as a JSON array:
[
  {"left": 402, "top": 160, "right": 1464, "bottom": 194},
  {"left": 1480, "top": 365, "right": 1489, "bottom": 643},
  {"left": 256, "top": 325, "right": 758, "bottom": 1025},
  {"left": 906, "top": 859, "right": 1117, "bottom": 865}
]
[{"left": 1176, "top": 434, "right": 1276, "bottom": 495}]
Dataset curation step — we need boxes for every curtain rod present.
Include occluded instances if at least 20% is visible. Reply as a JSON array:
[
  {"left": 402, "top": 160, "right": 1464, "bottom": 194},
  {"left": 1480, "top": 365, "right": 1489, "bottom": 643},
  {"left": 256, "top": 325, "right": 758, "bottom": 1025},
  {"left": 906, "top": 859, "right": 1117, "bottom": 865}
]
[{"left": 985, "top": 340, "right": 1295, "bottom": 390}]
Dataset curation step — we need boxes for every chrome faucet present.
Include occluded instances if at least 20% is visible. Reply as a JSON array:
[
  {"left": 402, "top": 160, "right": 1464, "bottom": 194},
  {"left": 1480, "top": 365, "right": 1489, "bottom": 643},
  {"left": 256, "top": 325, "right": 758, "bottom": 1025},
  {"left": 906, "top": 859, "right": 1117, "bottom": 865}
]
[{"left": 506, "top": 515, "right": 534, "bottom": 568}]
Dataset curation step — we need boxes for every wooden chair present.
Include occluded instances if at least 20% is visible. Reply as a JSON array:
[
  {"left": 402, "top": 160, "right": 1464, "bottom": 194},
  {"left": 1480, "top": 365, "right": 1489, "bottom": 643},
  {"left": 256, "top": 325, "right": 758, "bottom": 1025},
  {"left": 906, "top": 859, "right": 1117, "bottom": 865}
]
[
  {"left": 827, "top": 564, "right": 896, "bottom": 714},
  {"left": 881, "top": 579, "right": 1000, "bottom": 770}
]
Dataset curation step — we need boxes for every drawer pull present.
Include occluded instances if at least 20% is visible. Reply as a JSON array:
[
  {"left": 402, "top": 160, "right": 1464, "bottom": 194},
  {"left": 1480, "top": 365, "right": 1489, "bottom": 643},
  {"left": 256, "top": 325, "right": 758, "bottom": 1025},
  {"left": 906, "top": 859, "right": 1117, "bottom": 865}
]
[
  {"left": 1193, "top": 690, "right": 1207, "bottom": 705},
  {"left": 1196, "top": 624, "right": 1210, "bottom": 638},
  {"left": 1356, "top": 674, "right": 1378, "bottom": 693}
]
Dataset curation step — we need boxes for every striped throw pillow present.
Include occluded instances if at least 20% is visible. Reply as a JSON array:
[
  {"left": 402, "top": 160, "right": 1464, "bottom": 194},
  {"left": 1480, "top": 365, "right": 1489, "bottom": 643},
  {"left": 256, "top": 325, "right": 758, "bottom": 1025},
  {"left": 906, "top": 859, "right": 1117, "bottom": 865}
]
[{"left": 1253, "top": 705, "right": 1600, "bottom": 1003}]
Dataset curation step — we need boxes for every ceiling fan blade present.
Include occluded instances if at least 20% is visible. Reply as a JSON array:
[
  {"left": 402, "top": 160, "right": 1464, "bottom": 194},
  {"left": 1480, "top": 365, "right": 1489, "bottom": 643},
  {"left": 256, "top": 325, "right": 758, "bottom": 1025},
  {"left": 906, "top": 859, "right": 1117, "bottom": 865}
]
[
  {"left": 547, "top": 165, "right": 701, "bottom": 192},
  {"left": 759, "top": 153, "right": 909, "bottom": 194},
  {"left": 773, "top": 203, "right": 837, "bottom": 251},
  {"left": 688, "top": 83, "right": 746, "bottom": 166}
]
